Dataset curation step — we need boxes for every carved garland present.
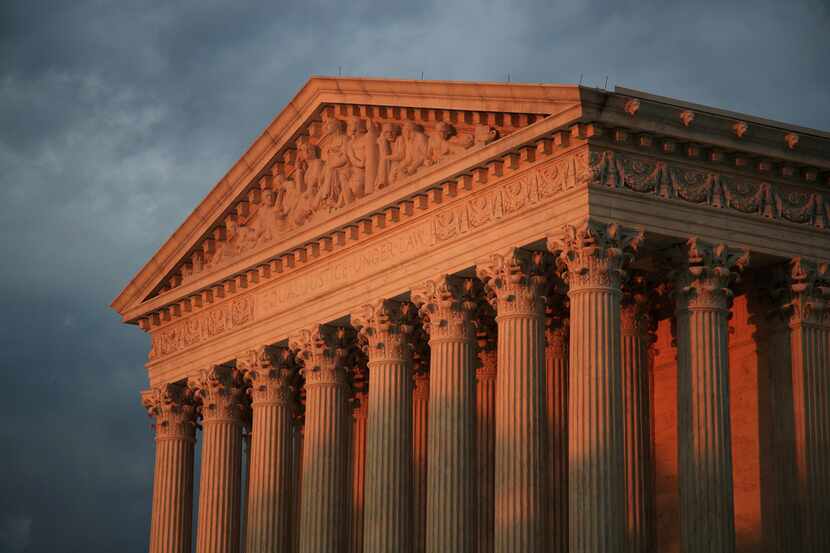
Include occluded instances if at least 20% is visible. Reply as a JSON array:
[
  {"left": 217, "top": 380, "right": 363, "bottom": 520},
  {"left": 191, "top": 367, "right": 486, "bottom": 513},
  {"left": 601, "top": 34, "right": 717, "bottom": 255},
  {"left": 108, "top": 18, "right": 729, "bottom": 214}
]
[{"left": 590, "top": 150, "right": 829, "bottom": 230}]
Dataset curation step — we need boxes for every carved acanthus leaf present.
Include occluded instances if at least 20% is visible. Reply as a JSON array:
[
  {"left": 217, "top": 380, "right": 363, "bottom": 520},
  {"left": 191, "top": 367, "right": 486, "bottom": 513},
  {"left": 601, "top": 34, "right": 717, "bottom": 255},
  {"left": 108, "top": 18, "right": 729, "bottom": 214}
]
[
  {"left": 547, "top": 220, "right": 644, "bottom": 292},
  {"left": 141, "top": 383, "right": 197, "bottom": 439},
  {"left": 288, "top": 325, "right": 351, "bottom": 386},
  {"left": 673, "top": 238, "right": 749, "bottom": 311},
  {"left": 188, "top": 365, "right": 247, "bottom": 422},
  {"left": 476, "top": 247, "right": 549, "bottom": 316},
  {"left": 350, "top": 299, "right": 417, "bottom": 362},
  {"left": 237, "top": 345, "right": 298, "bottom": 406},
  {"left": 777, "top": 257, "right": 830, "bottom": 326},
  {"left": 411, "top": 274, "right": 477, "bottom": 340}
]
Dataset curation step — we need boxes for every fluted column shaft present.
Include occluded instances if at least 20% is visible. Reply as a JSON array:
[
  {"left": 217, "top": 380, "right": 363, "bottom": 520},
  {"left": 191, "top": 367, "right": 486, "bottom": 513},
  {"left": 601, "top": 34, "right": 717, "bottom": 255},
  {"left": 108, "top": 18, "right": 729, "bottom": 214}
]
[
  {"left": 545, "top": 324, "right": 568, "bottom": 553},
  {"left": 291, "top": 326, "right": 350, "bottom": 553},
  {"left": 675, "top": 239, "right": 747, "bottom": 553},
  {"left": 478, "top": 249, "right": 548, "bottom": 553},
  {"left": 353, "top": 300, "right": 415, "bottom": 553},
  {"left": 239, "top": 347, "right": 297, "bottom": 553},
  {"left": 191, "top": 366, "right": 246, "bottom": 553},
  {"left": 476, "top": 349, "right": 497, "bottom": 553},
  {"left": 142, "top": 385, "right": 197, "bottom": 553},
  {"left": 290, "top": 423, "right": 304, "bottom": 553},
  {"left": 413, "top": 276, "right": 477, "bottom": 553},
  {"left": 548, "top": 221, "right": 643, "bottom": 553},
  {"left": 350, "top": 394, "right": 368, "bottom": 553},
  {"left": 412, "top": 374, "right": 429, "bottom": 553},
  {"left": 781, "top": 258, "right": 830, "bottom": 550},
  {"left": 621, "top": 300, "right": 656, "bottom": 553}
]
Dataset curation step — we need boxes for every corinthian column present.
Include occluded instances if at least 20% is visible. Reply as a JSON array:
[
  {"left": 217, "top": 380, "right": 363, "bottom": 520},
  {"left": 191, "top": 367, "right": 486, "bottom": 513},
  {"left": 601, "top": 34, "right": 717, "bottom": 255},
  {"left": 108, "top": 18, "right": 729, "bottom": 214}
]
[
  {"left": 238, "top": 346, "right": 297, "bottom": 553},
  {"left": 548, "top": 220, "right": 643, "bottom": 553},
  {"left": 141, "top": 383, "right": 197, "bottom": 553},
  {"left": 477, "top": 249, "right": 548, "bottom": 553},
  {"left": 412, "top": 370, "right": 429, "bottom": 553},
  {"left": 778, "top": 258, "right": 830, "bottom": 550},
  {"left": 674, "top": 238, "right": 749, "bottom": 553},
  {"left": 290, "top": 325, "right": 351, "bottom": 553},
  {"left": 475, "top": 319, "right": 497, "bottom": 553},
  {"left": 352, "top": 299, "right": 416, "bottom": 553},
  {"left": 190, "top": 365, "right": 247, "bottom": 553},
  {"left": 412, "top": 275, "right": 477, "bottom": 553},
  {"left": 620, "top": 275, "right": 657, "bottom": 553},
  {"left": 545, "top": 303, "right": 568, "bottom": 553}
]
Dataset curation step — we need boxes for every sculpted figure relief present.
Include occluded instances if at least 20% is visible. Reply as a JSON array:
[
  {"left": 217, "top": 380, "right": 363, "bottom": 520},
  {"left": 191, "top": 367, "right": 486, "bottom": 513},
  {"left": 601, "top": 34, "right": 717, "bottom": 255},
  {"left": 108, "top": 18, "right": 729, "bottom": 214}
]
[{"left": 174, "top": 110, "right": 510, "bottom": 284}]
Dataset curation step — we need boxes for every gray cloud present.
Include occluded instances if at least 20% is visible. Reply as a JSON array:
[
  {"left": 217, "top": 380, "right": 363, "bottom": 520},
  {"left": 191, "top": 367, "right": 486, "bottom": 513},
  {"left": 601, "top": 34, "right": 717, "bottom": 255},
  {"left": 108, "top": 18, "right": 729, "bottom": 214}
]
[{"left": 0, "top": 0, "right": 827, "bottom": 550}]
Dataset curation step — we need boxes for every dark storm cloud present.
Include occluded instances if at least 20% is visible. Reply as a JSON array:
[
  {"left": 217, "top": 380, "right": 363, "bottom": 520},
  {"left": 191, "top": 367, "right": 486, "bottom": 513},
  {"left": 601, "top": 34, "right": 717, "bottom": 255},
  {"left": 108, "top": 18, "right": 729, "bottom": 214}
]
[{"left": 0, "top": 0, "right": 827, "bottom": 550}]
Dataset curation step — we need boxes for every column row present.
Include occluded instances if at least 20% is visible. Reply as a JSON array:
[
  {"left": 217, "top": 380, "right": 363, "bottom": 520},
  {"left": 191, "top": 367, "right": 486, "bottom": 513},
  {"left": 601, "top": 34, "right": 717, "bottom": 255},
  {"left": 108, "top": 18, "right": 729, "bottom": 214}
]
[{"left": 141, "top": 222, "right": 830, "bottom": 553}]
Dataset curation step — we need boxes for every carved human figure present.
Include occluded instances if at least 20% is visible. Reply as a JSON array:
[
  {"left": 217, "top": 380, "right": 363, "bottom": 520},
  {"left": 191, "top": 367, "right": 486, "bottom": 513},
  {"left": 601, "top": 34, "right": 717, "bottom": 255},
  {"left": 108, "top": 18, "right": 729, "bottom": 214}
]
[
  {"left": 426, "top": 122, "right": 468, "bottom": 165},
  {"left": 474, "top": 124, "right": 498, "bottom": 147},
  {"left": 395, "top": 121, "right": 429, "bottom": 179},
  {"left": 319, "top": 118, "right": 349, "bottom": 211},
  {"left": 294, "top": 137, "right": 324, "bottom": 204},
  {"left": 345, "top": 118, "right": 379, "bottom": 198},
  {"left": 375, "top": 123, "right": 405, "bottom": 189}
]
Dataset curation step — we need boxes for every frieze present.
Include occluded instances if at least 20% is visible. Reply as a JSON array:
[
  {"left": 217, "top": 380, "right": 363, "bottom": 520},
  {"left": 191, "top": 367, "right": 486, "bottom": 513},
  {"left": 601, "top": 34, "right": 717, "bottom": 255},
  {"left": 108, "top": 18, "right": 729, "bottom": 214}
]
[
  {"left": 590, "top": 150, "right": 828, "bottom": 229},
  {"left": 433, "top": 150, "right": 590, "bottom": 241},
  {"left": 147, "top": 153, "right": 585, "bottom": 362},
  {"left": 148, "top": 296, "right": 255, "bottom": 360}
]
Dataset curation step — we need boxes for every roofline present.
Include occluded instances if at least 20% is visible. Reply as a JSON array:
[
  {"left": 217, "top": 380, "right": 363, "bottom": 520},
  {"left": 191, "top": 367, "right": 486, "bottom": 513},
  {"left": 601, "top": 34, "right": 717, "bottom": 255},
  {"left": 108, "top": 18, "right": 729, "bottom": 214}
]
[
  {"left": 615, "top": 85, "right": 830, "bottom": 139},
  {"left": 111, "top": 76, "right": 587, "bottom": 314}
]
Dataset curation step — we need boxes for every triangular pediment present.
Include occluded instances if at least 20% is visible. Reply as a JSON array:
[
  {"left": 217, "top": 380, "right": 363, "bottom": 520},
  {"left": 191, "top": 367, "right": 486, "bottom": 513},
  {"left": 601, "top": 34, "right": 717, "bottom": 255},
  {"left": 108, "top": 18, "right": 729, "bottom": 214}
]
[{"left": 111, "top": 76, "right": 588, "bottom": 322}]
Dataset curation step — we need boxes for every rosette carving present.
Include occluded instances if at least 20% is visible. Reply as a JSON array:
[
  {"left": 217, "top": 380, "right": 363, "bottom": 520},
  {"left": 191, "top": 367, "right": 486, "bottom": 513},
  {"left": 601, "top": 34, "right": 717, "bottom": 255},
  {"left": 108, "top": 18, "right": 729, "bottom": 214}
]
[
  {"left": 411, "top": 275, "right": 477, "bottom": 341},
  {"left": 673, "top": 238, "right": 749, "bottom": 311},
  {"left": 476, "top": 247, "right": 549, "bottom": 316},
  {"left": 188, "top": 365, "right": 247, "bottom": 423},
  {"left": 547, "top": 220, "right": 644, "bottom": 292},
  {"left": 141, "top": 383, "right": 197, "bottom": 440},
  {"left": 289, "top": 325, "right": 351, "bottom": 386},
  {"left": 237, "top": 345, "right": 298, "bottom": 406},
  {"left": 351, "top": 299, "right": 417, "bottom": 362}
]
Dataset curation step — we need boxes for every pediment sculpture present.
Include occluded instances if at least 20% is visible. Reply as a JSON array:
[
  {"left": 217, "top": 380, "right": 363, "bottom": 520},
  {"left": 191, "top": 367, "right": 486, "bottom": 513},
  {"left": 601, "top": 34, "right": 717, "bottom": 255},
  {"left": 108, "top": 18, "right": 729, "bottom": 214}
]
[{"left": 178, "top": 110, "right": 504, "bottom": 286}]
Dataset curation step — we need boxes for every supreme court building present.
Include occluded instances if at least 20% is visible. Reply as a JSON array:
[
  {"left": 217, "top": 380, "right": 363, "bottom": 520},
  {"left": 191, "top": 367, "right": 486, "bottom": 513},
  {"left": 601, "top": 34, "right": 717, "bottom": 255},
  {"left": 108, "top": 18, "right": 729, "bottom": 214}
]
[{"left": 111, "top": 77, "right": 830, "bottom": 553}]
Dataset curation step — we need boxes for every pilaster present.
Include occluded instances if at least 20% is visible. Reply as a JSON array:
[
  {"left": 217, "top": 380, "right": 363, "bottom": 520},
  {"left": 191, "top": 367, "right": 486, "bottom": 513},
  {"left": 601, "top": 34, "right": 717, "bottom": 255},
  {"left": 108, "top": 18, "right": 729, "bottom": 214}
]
[
  {"left": 190, "top": 365, "right": 247, "bottom": 553},
  {"left": 477, "top": 248, "right": 549, "bottom": 553},
  {"left": 547, "top": 220, "right": 643, "bottom": 553},
  {"left": 141, "top": 383, "right": 197, "bottom": 553},
  {"left": 412, "top": 275, "right": 477, "bottom": 553},
  {"left": 673, "top": 238, "right": 749, "bottom": 553}
]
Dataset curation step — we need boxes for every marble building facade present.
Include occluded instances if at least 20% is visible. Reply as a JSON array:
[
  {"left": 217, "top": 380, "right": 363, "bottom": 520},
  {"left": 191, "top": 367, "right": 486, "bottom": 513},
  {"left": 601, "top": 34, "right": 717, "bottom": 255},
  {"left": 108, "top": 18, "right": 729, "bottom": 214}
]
[{"left": 112, "top": 77, "right": 830, "bottom": 553}]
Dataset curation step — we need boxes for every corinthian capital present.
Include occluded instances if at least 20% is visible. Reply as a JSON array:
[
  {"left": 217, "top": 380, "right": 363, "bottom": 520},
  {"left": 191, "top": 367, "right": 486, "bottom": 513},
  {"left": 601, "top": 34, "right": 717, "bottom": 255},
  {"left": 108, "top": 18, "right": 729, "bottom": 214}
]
[
  {"left": 188, "top": 365, "right": 246, "bottom": 423},
  {"left": 547, "top": 220, "right": 644, "bottom": 292},
  {"left": 141, "top": 383, "right": 197, "bottom": 440},
  {"left": 476, "top": 248, "right": 548, "bottom": 316},
  {"left": 779, "top": 257, "right": 830, "bottom": 326},
  {"left": 351, "top": 299, "right": 416, "bottom": 362},
  {"left": 237, "top": 345, "right": 297, "bottom": 406},
  {"left": 411, "top": 275, "right": 477, "bottom": 340},
  {"left": 621, "top": 271, "right": 660, "bottom": 337},
  {"left": 289, "top": 325, "right": 351, "bottom": 385},
  {"left": 674, "top": 238, "right": 749, "bottom": 311}
]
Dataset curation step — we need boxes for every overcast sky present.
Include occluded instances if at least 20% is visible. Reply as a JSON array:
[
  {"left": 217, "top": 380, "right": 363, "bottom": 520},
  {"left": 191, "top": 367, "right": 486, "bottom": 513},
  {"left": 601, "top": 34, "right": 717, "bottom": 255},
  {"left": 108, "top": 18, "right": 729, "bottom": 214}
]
[{"left": 0, "top": 0, "right": 828, "bottom": 551}]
